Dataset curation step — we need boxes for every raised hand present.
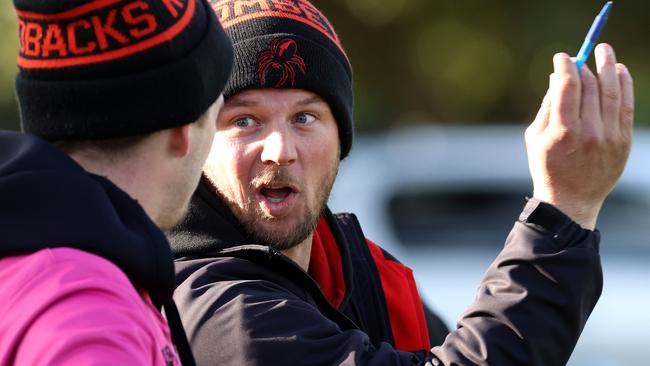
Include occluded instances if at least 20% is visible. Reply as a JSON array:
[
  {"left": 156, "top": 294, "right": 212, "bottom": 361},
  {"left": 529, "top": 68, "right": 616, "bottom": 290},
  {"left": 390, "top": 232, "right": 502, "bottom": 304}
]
[{"left": 525, "top": 43, "right": 634, "bottom": 229}]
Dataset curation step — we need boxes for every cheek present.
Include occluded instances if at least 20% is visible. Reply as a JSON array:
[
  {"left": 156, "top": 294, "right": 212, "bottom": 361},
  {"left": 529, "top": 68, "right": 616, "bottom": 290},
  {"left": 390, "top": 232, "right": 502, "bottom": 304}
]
[
  {"left": 210, "top": 134, "right": 242, "bottom": 164},
  {"left": 308, "top": 133, "right": 339, "bottom": 166},
  {"left": 198, "top": 132, "right": 215, "bottom": 162},
  {"left": 206, "top": 136, "right": 255, "bottom": 194},
  {"left": 310, "top": 119, "right": 340, "bottom": 164},
  {"left": 303, "top": 136, "right": 339, "bottom": 185}
]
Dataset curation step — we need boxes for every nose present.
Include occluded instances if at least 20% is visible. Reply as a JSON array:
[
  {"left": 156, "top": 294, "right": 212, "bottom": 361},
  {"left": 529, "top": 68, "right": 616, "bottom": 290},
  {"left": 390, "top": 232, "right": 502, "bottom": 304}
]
[{"left": 260, "top": 129, "right": 297, "bottom": 166}]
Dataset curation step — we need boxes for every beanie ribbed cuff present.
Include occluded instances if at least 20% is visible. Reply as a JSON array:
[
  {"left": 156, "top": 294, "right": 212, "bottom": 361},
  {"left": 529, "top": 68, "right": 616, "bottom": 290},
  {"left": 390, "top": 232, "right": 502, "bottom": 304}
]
[{"left": 14, "top": 0, "right": 233, "bottom": 141}]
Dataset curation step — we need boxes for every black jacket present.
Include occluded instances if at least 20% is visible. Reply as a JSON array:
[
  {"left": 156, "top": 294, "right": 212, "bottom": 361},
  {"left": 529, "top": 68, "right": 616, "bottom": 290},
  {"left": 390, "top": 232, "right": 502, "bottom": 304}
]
[
  {"left": 170, "top": 178, "right": 446, "bottom": 355},
  {"left": 170, "top": 179, "right": 602, "bottom": 365},
  {"left": 0, "top": 131, "right": 194, "bottom": 365}
]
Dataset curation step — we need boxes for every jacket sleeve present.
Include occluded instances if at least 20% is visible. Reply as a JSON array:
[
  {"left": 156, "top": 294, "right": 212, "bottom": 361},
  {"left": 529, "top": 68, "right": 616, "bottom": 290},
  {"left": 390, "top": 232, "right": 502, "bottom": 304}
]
[
  {"left": 429, "top": 198, "right": 602, "bottom": 365},
  {"left": 4, "top": 248, "right": 176, "bottom": 366}
]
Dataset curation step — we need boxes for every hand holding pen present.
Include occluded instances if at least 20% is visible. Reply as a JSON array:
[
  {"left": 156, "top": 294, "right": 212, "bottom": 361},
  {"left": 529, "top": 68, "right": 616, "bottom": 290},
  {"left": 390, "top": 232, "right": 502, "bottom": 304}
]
[{"left": 525, "top": 10, "right": 634, "bottom": 229}]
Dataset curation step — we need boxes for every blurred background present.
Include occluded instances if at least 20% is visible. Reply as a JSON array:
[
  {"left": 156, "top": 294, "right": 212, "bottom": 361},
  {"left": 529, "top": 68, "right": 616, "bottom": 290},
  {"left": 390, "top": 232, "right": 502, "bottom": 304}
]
[
  {"left": 1, "top": 0, "right": 649, "bottom": 130},
  {"left": 1, "top": 0, "right": 648, "bottom": 365}
]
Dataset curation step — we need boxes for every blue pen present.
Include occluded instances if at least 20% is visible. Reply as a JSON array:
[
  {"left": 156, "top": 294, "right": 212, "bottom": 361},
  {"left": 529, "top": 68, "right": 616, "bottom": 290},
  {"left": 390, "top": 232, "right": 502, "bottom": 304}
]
[{"left": 575, "top": 1, "right": 613, "bottom": 71}]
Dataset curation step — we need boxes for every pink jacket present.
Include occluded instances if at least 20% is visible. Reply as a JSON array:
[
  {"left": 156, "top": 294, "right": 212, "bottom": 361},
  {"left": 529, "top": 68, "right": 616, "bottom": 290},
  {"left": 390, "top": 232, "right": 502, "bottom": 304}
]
[{"left": 0, "top": 247, "right": 181, "bottom": 365}]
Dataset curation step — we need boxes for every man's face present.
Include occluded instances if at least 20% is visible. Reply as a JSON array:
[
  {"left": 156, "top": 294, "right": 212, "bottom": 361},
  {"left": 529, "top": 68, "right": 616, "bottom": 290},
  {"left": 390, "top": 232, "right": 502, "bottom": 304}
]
[
  {"left": 159, "top": 95, "right": 223, "bottom": 230},
  {"left": 204, "top": 89, "right": 340, "bottom": 250}
]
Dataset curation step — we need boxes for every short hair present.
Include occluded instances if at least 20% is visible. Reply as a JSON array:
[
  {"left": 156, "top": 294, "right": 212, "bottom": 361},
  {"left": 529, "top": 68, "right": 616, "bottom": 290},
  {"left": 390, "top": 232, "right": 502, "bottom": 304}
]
[
  {"left": 52, "top": 108, "right": 212, "bottom": 161},
  {"left": 52, "top": 133, "right": 152, "bottom": 161}
]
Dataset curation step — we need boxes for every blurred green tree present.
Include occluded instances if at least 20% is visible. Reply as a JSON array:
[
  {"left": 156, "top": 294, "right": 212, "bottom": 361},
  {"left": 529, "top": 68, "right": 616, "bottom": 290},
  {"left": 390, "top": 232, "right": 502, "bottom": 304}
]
[
  {"left": 0, "top": 0, "right": 647, "bottom": 132},
  {"left": 316, "top": 0, "right": 649, "bottom": 132},
  {"left": 0, "top": 0, "right": 20, "bottom": 130}
]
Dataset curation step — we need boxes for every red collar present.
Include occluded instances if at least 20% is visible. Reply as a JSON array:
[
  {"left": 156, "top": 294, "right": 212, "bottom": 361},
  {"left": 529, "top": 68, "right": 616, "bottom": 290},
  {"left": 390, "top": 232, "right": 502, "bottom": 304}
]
[{"left": 308, "top": 216, "right": 346, "bottom": 308}]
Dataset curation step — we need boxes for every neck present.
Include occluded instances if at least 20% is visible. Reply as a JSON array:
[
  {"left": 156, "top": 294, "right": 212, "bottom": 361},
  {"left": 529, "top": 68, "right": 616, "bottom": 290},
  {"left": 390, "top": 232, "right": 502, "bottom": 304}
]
[
  {"left": 281, "top": 233, "right": 313, "bottom": 271},
  {"left": 69, "top": 151, "right": 162, "bottom": 225}
]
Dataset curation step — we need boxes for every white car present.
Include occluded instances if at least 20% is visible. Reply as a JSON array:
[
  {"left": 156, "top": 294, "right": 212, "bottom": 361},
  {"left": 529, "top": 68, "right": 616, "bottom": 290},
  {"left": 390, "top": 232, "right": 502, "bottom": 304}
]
[{"left": 329, "top": 125, "right": 650, "bottom": 366}]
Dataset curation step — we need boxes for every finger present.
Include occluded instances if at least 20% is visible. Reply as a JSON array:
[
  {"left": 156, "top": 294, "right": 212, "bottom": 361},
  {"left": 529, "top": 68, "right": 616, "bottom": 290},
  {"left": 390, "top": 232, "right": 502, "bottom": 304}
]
[
  {"left": 550, "top": 53, "right": 581, "bottom": 130},
  {"left": 616, "top": 63, "right": 635, "bottom": 137},
  {"left": 529, "top": 74, "right": 554, "bottom": 135},
  {"left": 578, "top": 64, "right": 601, "bottom": 130},
  {"left": 595, "top": 43, "right": 620, "bottom": 129}
]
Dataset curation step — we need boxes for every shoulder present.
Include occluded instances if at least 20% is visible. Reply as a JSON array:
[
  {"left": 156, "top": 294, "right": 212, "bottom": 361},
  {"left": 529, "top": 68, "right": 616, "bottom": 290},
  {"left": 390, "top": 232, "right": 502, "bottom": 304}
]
[
  {"left": 364, "top": 238, "right": 405, "bottom": 265},
  {"left": 1, "top": 247, "right": 135, "bottom": 302},
  {"left": 174, "top": 255, "right": 376, "bottom": 366},
  {"left": 175, "top": 254, "right": 310, "bottom": 306},
  {"left": 329, "top": 210, "right": 405, "bottom": 265},
  {"left": 0, "top": 248, "right": 170, "bottom": 365},
  {"left": 173, "top": 251, "right": 354, "bottom": 333},
  {"left": 5, "top": 248, "right": 147, "bottom": 307}
]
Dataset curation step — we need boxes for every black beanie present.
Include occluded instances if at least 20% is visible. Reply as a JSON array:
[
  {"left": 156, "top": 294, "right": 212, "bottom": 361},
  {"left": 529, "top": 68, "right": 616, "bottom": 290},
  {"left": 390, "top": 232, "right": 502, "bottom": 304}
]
[
  {"left": 210, "top": 0, "right": 353, "bottom": 159},
  {"left": 14, "top": 0, "right": 234, "bottom": 141}
]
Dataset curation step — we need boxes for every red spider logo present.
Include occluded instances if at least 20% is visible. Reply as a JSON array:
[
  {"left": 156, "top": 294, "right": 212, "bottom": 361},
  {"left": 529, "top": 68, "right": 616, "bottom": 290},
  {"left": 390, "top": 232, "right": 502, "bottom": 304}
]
[{"left": 257, "top": 38, "right": 306, "bottom": 87}]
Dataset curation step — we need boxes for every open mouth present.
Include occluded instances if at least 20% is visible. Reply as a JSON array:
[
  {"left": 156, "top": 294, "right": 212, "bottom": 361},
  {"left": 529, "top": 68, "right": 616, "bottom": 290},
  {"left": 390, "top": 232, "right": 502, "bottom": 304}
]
[
  {"left": 253, "top": 175, "right": 300, "bottom": 216},
  {"left": 260, "top": 186, "right": 294, "bottom": 203}
]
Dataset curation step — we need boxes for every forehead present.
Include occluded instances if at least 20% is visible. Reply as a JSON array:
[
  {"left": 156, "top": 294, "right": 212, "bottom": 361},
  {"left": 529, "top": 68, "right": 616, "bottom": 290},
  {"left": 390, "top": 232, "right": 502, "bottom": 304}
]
[{"left": 224, "top": 88, "right": 327, "bottom": 109}]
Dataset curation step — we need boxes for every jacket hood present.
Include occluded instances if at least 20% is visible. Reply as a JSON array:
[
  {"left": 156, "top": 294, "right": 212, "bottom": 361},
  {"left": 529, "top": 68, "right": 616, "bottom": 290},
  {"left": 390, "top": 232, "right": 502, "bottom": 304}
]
[{"left": 0, "top": 131, "right": 175, "bottom": 302}]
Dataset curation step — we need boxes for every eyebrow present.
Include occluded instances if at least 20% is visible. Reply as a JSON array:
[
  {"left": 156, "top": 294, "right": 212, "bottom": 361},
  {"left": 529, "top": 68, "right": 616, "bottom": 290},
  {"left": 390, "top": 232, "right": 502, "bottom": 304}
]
[{"left": 222, "top": 98, "right": 257, "bottom": 110}]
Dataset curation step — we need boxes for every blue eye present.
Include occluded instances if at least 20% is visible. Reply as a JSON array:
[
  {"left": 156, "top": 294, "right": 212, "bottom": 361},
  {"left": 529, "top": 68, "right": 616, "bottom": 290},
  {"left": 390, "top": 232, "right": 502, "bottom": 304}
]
[
  {"left": 294, "top": 113, "right": 316, "bottom": 125},
  {"left": 234, "top": 117, "right": 257, "bottom": 128}
]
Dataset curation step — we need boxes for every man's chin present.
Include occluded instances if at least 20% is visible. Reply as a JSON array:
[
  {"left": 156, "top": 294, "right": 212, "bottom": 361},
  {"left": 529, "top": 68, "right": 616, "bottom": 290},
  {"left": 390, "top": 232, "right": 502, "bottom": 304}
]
[
  {"left": 158, "top": 213, "right": 183, "bottom": 232},
  {"left": 243, "top": 218, "right": 316, "bottom": 251},
  {"left": 158, "top": 202, "right": 191, "bottom": 231}
]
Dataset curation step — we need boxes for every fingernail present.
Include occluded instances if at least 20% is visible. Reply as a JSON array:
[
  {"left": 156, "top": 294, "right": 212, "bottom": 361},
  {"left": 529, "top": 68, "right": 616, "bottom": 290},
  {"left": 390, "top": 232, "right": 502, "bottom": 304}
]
[
  {"left": 596, "top": 44, "right": 611, "bottom": 58},
  {"left": 553, "top": 52, "right": 568, "bottom": 61},
  {"left": 606, "top": 44, "right": 616, "bottom": 59}
]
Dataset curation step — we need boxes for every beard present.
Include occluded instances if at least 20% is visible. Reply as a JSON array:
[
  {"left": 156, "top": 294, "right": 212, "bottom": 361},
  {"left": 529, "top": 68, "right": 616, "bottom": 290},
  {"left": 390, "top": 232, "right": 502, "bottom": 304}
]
[
  {"left": 216, "top": 163, "right": 338, "bottom": 251},
  {"left": 242, "top": 204, "right": 320, "bottom": 251}
]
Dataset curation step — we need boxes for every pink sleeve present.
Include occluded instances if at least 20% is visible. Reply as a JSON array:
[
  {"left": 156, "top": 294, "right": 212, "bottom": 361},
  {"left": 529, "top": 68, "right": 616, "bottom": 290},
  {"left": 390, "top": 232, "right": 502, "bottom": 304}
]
[{"left": 5, "top": 248, "right": 176, "bottom": 366}]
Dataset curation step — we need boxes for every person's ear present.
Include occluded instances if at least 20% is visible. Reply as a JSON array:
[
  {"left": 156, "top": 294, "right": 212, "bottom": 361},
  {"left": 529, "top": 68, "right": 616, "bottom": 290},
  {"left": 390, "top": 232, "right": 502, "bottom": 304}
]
[{"left": 167, "top": 124, "right": 191, "bottom": 158}]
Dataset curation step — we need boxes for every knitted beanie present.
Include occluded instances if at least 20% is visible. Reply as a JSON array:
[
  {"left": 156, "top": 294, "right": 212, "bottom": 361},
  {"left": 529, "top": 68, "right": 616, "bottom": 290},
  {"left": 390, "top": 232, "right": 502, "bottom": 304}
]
[
  {"left": 210, "top": 0, "right": 353, "bottom": 159},
  {"left": 14, "top": 0, "right": 234, "bottom": 141}
]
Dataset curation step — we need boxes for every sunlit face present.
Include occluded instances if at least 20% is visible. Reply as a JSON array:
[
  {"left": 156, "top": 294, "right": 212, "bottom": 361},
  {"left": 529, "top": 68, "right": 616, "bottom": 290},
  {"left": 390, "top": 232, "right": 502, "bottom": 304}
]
[
  {"left": 203, "top": 89, "right": 340, "bottom": 250},
  {"left": 158, "top": 95, "right": 223, "bottom": 230}
]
